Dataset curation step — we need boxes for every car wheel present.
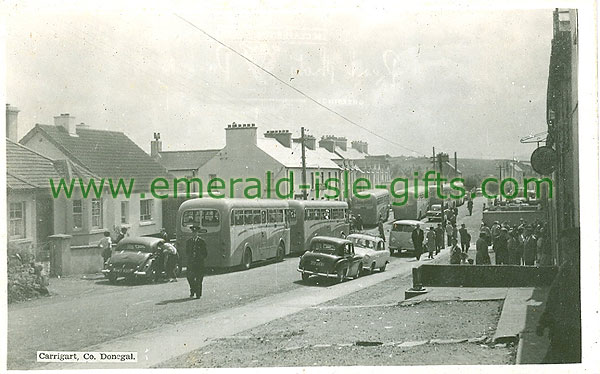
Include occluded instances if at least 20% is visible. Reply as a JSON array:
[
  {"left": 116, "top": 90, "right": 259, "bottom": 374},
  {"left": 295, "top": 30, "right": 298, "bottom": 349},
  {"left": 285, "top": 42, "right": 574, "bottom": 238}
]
[
  {"left": 380, "top": 262, "right": 387, "bottom": 272},
  {"left": 369, "top": 263, "right": 376, "bottom": 274},
  {"left": 242, "top": 248, "right": 252, "bottom": 270},
  {"left": 301, "top": 272, "right": 310, "bottom": 281},
  {"left": 336, "top": 267, "right": 347, "bottom": 283},
  {"left": 107, "top": 274, "right": 117, "bottom": 284},
  {"left": 276, "top": 243, "right": 285, "bottom": 262}
]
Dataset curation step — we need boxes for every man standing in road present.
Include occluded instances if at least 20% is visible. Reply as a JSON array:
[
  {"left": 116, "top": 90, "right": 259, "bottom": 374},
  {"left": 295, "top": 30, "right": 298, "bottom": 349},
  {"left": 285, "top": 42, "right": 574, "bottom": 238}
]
[
  {"left": 445, "top": 223, "right": 454, "bottom": 248},
  {"left": 411, "top": 224, "right": 424, "bottom": 261},
  {"left": 355, "top": 214, "right": 363, "bottom": 231},
  {"left": 434, "top": 223, "right": 444, "bottom": 254},
  {"left": 186, "top": 226, "right": 208, "bottom": 299},
  {"left": 426, "top": 227, "right": 437, "bottom": 259},
  {"left": 159, "top": 241, "right": 178, "bottom": 282},
  {"left": 377, "top": 216, "right": 385, "bottom": 242},
  {"left": 523, "top": 225, "right": 537, "bottom": 266},
  {"left": 99, "top": 231, "right": 112, "bottom": 269},
  {"left": 467, "top": 199, "right": 473, "bottom": 216},
  {"left": 459, "top": 223, "right": 469, "bottom": 253},
  {"left": 475, "top": 232, "right": 491, "bottom": 265}
]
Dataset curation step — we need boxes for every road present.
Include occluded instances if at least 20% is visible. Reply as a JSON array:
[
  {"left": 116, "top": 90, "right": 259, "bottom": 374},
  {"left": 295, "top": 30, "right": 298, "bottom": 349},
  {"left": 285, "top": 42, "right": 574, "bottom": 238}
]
[{"left": 7, "top": 197, "right": 484, "bottom": 369}]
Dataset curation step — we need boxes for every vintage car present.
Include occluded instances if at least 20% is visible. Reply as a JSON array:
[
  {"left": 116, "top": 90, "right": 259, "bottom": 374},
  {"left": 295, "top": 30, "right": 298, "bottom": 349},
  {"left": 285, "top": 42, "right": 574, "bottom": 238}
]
[
  {"left": 297, "top": 236, "right": 363, "bottom": 282},
  {"left": 426, "top": 204, "right": 443, "bottom": 222},
  {"left": 102, "top": 237, "right": 169, "bottom": 283},
  {"left": 388, "top": 219, "right": 422, "bottom": 255},
  {"left": 347, "top": 233, "right": 390, "bottom": 273}
]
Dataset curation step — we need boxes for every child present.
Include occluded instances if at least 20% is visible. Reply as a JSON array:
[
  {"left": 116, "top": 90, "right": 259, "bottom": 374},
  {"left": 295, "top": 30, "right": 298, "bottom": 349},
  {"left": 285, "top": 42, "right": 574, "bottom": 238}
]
[{"left": 99, "top": 231, "right": 113, "bottom": 268}]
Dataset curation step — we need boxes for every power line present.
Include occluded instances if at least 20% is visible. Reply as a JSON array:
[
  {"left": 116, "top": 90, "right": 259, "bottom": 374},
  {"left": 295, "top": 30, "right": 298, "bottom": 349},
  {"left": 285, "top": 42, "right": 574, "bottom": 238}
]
[{"left": 174, "top": 13, "right": 425, "bottom": 157}]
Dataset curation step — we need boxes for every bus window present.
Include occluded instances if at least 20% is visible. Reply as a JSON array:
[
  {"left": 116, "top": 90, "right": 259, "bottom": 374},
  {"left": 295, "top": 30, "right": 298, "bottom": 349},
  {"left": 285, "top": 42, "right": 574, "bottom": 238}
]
[
  {"left": 253, "top": 210, "right": 261, "bottom": 224},
  {"left": 244, "top": 210, "right": 253, "bottom": 225},
  {"left": 287, "top": 209, "right": 297, "bottom": 225},
  {"left": 323, "top": 209, "right": 330, "bottom": 220},
  {"left": 202, "top": 210, "right": 220, "bottom": 227},
  {"left": 267, "top": 209, "right": 275, "bottom": 223},
  {"left": 182, "top": 210, "right": 200, "bottom": 227},
  {"left": 276, "top": 209, "right": 284, "bottom": 223},
  {"left": 234, "top": 210, "right": 244, "bottom": 226},
  {"left": 230, "top": 211, "right": 235, "bottom": 226},
  {"left": 261, "top": 210, "right": 267, "bottom": 224}
]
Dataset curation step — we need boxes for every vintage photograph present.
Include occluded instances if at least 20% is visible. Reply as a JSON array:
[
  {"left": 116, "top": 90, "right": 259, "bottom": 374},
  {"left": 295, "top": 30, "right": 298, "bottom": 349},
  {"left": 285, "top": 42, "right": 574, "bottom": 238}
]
[{"left": 2, "top": 1, "right": 597, "bottom": 371}]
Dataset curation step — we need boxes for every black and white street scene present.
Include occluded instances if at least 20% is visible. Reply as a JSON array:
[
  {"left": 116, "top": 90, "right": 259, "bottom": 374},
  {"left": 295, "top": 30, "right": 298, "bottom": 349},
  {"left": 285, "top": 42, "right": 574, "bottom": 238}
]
[{"left": 3, "top": 2, "right": 598, "bottom": 372}]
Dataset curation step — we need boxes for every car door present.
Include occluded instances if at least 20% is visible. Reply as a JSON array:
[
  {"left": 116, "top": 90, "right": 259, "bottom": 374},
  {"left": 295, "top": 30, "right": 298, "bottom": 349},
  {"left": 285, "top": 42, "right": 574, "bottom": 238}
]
[{"left": 345, "top": 243, "right": 361, "bottom": 277}]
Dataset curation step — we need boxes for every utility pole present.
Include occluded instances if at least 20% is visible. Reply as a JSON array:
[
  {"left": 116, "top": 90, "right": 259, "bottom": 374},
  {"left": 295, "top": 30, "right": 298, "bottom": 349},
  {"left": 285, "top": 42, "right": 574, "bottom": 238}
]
[
  {"left": 301, "top": 127, "right": 308, "bottom": 200},
  {"left": 431, "top": 147, "right": 436, "bottom": 172},
  {"left": 498, "top": 163, "right": 503, "bottom": 202}
]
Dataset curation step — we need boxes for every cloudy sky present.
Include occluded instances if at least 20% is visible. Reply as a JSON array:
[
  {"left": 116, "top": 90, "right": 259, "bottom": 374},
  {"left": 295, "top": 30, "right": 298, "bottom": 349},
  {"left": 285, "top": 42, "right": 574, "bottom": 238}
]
[{"left": 5, "top": 3, "right": 554, "bottom": 159}]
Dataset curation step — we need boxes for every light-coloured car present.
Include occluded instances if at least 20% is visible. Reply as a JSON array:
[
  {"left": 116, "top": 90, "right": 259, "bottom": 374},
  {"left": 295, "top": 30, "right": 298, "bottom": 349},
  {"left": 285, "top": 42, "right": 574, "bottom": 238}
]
[
  {"left": 426, "top": 204, "right": 443, "bottom": 222},
  {"left": 347, "top": 233, "right": 389, "bottom": 273},
  {"left": 389, "top": 219, "right": 422, "bottom": 255}
]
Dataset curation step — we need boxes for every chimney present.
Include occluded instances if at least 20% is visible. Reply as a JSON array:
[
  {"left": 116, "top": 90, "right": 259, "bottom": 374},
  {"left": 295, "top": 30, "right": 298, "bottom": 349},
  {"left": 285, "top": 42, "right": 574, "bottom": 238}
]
[
  {"left": 6, "top": 104, "right": 19, "bottom": 142},
  {"left": 54, "top": 113, "right": 77, "bottom": 136},
  {"left": 334, "top": 136, "right": 347, "bottom": 151},
  {"left": 351, "top": 140, "right": 368, "bottom": 154},
  {"left": 225, "top": 122, "right": 257, "bottom": 148},
  {"left": 304, "top": 135, "right": 316, "bottom": 150},
  {"left": 151, "top": 132, "right": 162, "bottom": 158},
  {"left": 264, "top": 129, "right": 292, "bottom": 148},
  {"left": 76, "top": 122, "right": 90, "bottom": 129},
  {"left": 319, "top": 135, "right": 336, "bottom": 153}
]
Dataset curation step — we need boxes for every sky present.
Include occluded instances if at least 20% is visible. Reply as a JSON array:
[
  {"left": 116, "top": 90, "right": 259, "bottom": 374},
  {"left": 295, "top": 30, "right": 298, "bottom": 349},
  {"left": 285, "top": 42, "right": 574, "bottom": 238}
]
[{"left": 4, "top": 3, "right": 554, "bottom": 160}]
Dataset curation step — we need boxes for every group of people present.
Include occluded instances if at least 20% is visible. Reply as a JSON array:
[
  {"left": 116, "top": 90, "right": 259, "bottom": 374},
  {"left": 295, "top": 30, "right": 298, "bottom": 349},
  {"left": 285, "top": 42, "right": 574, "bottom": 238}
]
[
  {"left": 411, "top": 220, "right": 469, "bottom": 261},
  {"left": 99, "top": 226, "right": 130, "bottom": 268},
  {"left": 475, "top": 219, "right": 548, "bottom": 266}
]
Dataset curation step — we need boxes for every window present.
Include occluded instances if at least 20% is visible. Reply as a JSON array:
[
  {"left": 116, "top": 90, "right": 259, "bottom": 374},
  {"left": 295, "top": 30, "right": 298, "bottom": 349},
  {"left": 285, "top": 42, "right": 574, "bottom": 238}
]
[
  {"left": 183, "top": 209, "right": 220, "bottom": 227},
  {"left": 73, "top": 200, "right": 83, "bottom": 230},
  {"left": 202, "top": 210, "right": 220, "bottom": 226},
  {"left": 244, "top": 210, "right": 254, "bottom": 225},
  {"left": 9, "top": 202, "right": 26, "bottom": 239},
  {"left": 91, "top": 198, "right": 103, "bottom": 229},
  {"left": 121, "top": 201, "right": 129, "bottom": 224},
  {"left": 140, "top": 199, "right": 153, "bottom": 221},
  {"left": 253, "top": 210, "right": 261, "bottom": 224}
]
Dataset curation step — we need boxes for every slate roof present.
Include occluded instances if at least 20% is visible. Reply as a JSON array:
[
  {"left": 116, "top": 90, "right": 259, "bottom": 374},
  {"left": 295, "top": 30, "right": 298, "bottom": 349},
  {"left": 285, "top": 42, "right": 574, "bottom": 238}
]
[
  {"left": 6, "top": 139, "right": 98, "bottom": 191},
  {"left": 157, "top": 149, "right": 220, "bottom": 171},
  {"left": 334, "top": 146, "right": 368, "bottom": 160},
  {"left": 20, "top": 124, "right": 171, "bottom": 191},
  {"left": 257, "top": 138, "right": 341, "bottom": 170}
]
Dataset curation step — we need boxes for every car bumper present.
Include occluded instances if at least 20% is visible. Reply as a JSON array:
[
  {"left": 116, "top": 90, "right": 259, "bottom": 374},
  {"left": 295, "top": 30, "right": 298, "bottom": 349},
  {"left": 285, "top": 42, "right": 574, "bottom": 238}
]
[
  {"left": 102, "top": 269, "right": 148, "bottom": 276},
  {"left": 297, "top": 268, "right": 338, "bottom": 278}
]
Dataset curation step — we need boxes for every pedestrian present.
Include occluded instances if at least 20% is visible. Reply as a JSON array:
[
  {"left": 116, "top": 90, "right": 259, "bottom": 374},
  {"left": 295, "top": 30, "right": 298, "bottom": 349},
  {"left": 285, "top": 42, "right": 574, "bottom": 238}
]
[
  {"left": 467, "top": 199, "right": 474, "bottom": 216},
  {"left": 445, "top": 223, "right": 453, "bottom": 247},
  {"left": 459, "top": 223, "right": 469, "bottom": 253},
  {"left": 450, "top": 238, "right": 461, "bottom": 264},
  {"left": 480, "top": 222, "right": 492, "bottom": 246},
  {"left": 159, "top": 227, "right": 169, "bottom": 242},
  {"left": 491, "top": 221, "right": 501, "bottom": 246},
  {"left": 99, "top": 231, "right": 112, "bottom": 269},
  {"left": 434, "top": 223, "right": 444, "bottom": 254},
  {"left": 115, "top": 226, "right": 128, "bottom": 244},
  {"left": 153, "top": 241, "right": 166, "bottom": 282},
  {"left": 507, "top": 230, "right": 521, "bottom": 265},
  {"left": 426, "top": 227, "right": 436, "bottom": 259},
  {"left": 536, "top": 227, "right": 581, "bottom": 363},
  {"left": 355, "top": 214, "right": 363, "bottom": 231},
  {"left": 475, "top": 232, "right": 491, "bottom": 265},
  {"left": 523, "top": 225, "right": 537, "bottom": 265},
  {"left": 378, "top": 217, "right": 385, "bottom": 242},
  {"left": 411, "top": 224, "right": 424, "bottom": 261},
  {"left": 186, "top": 226, "right": 208, "bottom": 299},
  {"left": 158, "top": 241, "right": 178, "bottom": 282},
  {"left": 494, "top": 228, "right": 509, "bottom": 265}
]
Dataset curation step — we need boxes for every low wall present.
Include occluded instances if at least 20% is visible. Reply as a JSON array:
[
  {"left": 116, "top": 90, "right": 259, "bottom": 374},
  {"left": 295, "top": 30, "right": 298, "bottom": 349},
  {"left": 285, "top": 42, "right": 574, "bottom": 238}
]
[
  {"left": 482, "top": 210, "right": 546, "bottom": 227},
  {"left": 69, "top": 245, "right": 103, "bottom": 275},
  {"left": 415, "top": 264, "right": 558, "bottom": 288}
]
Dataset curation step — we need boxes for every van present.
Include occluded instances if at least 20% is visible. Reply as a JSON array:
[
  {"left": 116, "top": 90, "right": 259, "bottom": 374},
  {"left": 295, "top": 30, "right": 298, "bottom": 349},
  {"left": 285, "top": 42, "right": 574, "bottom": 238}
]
[{"left": 388, "top": 219, "right": 421, "bottom": 255}]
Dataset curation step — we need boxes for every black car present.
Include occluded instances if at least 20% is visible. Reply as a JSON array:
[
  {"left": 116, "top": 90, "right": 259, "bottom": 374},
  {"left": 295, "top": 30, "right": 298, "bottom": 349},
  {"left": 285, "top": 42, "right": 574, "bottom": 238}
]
[
  {"left": 297, "top": 236, "right": 363, "bottom": 283},
  {"left": 102, "top": 237, "right": 174, "bottom": 283}
]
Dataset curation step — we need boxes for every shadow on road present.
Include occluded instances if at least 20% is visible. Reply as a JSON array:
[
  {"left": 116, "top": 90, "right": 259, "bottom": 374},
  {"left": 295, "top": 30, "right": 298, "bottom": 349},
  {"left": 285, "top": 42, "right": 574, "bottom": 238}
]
[{"left": 155, "top": 297, "right": 198, "bottom": 305}]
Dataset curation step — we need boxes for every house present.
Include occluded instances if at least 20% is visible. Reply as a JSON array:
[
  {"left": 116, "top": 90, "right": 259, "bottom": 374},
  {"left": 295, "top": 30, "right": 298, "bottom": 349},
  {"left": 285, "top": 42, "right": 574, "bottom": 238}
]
[
  {"left": 6, "top": 138, "right": 98, "bottom": 258},
  {"left": 197, "top": 123, "right": 342, "bottom": 200},
  {"left": 19, "top": 114, "right": 171, "bottom": 245}
]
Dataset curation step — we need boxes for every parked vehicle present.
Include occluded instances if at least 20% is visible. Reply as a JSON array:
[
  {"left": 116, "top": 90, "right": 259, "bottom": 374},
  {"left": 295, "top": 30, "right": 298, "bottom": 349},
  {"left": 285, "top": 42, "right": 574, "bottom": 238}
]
[
  {"left": 347, "top": 233, "right": 389, "bottom": 273},
  {"left": 388, "top": 219, "right": 422, "bottom": 255},
  {"left": 288, "top": 200, "right": 350, "bottom": 254},
  {"left": 392, "top": 186, "right": 429, "bottom": 221},
  {"left": 102, "top": 237, "right": 165, "bottom": 283},
  {"left": 176, "top": 198, "right": 290, "bottom": 270},
  {"left": 350, "top": 189, "right": 391, "bottom": 226},
  {"left": 426, "top": 204, "right": 443, "bottom": 222},
  {"left": 297, "top": 236, "right": 363, "bottom": 282}
]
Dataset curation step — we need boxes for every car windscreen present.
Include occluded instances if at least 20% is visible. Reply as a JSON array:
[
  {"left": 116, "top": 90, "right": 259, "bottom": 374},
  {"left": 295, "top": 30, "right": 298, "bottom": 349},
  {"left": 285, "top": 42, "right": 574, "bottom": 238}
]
[
  {"left": 431, "top": 205, "right": 441, "bottom": 211},
  {"left": 119, "top": 243, "right": 152, "bottom": 253},
  {"left": 311, "top": 242, "right": 338, "bottom": 254},
  {"left": 392, "top": 224, "right": 413, "bottom": 232},
  {"left": 350, "top": 238, "right": 374, "bottom": 249}
]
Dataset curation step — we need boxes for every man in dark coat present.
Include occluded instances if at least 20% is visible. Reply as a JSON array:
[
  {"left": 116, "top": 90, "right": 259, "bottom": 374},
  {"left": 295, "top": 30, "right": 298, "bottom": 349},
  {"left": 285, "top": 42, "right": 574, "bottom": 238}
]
[
  {"left": 411, "top": 224, "right": 424, "bottom": 261},
  {"left": 377, "top": 217, "right": 386, "bottom": 241},
  {"left": 434, "top": 224, "right": 444, "bottom": 254},
  {"left": 186, "top": 226, "right": 208, "bottom": 299},
  {"left": 467, "top": 199, "right": 473, "bottom": 216},
  {"left": 459, "top": 223, "right": 469, "bottom": 253},
  {"left": 494, "top": 228, "right": 509, "bottom": 265}
]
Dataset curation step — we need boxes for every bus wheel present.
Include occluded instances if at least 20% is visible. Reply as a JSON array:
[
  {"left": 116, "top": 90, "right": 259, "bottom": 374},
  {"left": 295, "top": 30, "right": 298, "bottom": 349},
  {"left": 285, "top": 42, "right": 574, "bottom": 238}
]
[
  {"left": 276, "top": 243, "right": 285, "bottom": 262},
  {"left": 242, "top": 248, "right": 252, "bottom": 270}
]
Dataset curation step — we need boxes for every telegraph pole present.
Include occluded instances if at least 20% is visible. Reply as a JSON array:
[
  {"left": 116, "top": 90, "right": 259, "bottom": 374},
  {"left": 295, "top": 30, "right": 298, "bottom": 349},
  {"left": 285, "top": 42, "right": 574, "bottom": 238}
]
[
  {"left": 498, "top": 163, "right": 503, "bottom": 202},
  {"left": 301, "top": 127, "right": 308, "bottom": 200},
  {"left": 431, "top": 147, "right": 436, "bottom": 171}
]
